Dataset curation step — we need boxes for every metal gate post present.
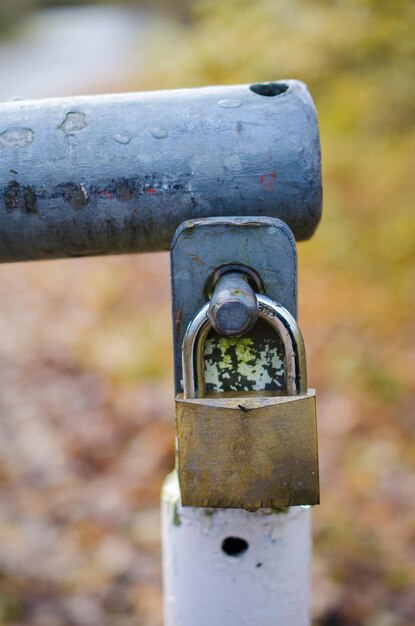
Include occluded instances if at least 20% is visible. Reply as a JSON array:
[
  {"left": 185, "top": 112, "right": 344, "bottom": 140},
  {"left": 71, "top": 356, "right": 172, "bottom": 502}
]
[
  {"left": 163, "top": 217, "right": 313, "bottom": 626},
  {"left": 0, "top": 79, "right": 322, "bottom": 624}
]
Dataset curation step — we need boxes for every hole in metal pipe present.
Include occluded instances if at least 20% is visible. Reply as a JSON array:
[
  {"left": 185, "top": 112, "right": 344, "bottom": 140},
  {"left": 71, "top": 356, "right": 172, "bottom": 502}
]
[
  {"left": 221, "top": 536, "right": 249, "bottom": 557},
  {"left": 249, "top": 82, "right": 289, "bottom": 97}
]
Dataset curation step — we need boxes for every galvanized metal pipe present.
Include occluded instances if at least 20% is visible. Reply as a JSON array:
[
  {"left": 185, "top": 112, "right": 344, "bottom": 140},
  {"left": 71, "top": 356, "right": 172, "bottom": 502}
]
[{"left": 0, "top": 80, "right": 321, "bottom": 262}]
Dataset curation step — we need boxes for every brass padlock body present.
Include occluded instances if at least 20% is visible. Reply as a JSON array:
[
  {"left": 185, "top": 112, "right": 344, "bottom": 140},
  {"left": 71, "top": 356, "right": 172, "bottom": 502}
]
[{"left": 176, "top": 391, "right": 318, "bottom": 510}]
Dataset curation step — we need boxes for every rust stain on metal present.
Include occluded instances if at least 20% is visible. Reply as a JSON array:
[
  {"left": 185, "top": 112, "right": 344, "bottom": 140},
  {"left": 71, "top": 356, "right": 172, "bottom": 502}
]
[
  {"left": 189, "top": 254, "right": 206, "bottom": 266},
  {"left": 22, "top": 185, "right": 38, "bottom": 213},
  {"left": 175, "top": 308, "right": 182, "bottom": 345},
  {"left": 57, "top": 182, "right": 89, "bottom": 209},
  {"left": 1, "top": 174, "right": 194, "bottom": 217},
  {"left": 4, "top": 180, "right": 38, "bottom": 214},
  {"left": 4, "top": 180, "right": 20, "bottom": 210}
]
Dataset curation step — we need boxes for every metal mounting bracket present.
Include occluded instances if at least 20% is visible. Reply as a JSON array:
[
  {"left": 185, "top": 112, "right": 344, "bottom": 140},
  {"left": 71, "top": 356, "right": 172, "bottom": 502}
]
[{"left": 171, "top": 216, "right": 297, "bottom": 395}]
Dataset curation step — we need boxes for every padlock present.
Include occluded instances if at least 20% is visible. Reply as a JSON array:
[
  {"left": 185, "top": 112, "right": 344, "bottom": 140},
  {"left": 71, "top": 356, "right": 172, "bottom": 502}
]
[{"left": 175, "top": 294, "right": 319, "bottom": 511}]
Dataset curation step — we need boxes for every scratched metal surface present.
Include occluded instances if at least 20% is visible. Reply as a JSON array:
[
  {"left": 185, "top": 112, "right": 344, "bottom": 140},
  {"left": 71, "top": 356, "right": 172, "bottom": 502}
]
[
  {"left": 171, "top": 217, "right": 297, "bottom": 394},
  {"left": 0, "top": 80, "right": 321, "bottom": 262}
]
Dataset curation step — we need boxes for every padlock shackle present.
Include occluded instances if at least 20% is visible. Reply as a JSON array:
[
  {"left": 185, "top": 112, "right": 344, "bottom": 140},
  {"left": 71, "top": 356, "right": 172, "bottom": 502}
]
[{"left": 182, "top": 294, "right": 307, "bottom": 398}]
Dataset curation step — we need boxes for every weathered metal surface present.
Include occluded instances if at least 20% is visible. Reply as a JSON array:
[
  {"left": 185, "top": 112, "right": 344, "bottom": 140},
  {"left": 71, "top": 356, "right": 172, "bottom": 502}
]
[
  {"left": 171, "top": 217, "right": 297, "bottom": 394},
  {"left": 208, "top": 271, "right": 259, "bottom": 337},
  {"left": 176, "top": 292, "right": 319, "bottom": 510},
  {"left": 0, "top": 80, "right": 321, "bottom": 262},
  {"left": 176, "top": 391, "right": 318, "bottom": 510}
]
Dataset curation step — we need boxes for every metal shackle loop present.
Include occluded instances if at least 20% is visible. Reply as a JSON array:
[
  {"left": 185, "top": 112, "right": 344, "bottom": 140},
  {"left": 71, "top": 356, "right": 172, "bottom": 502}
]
[{"left": 182, "top": 294, "right": 307, "bottom": 399}]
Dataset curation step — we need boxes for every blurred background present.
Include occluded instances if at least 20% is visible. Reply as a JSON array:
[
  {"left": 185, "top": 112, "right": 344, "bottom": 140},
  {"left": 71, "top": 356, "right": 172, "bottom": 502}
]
[{"left": 0, "top": 0, "right": 414, "bottom": 625}]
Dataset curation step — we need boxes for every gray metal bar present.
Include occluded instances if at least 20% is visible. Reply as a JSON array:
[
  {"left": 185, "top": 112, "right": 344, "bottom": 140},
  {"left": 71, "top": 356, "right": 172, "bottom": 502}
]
[{"left": 0, "top": 80, "right": 321, "bottom": 262}]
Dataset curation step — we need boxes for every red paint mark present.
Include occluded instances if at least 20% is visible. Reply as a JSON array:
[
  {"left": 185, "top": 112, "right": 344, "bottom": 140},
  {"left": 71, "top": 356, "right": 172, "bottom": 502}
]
[
  {"left": 101, "top": 190, "right": 113, "bottom": 199},
  {"left": 260, "top": 172, "right": 278, "bottom": 191},
  {"left": 145, "top": 187, "right": 157, "bottom": 194}
]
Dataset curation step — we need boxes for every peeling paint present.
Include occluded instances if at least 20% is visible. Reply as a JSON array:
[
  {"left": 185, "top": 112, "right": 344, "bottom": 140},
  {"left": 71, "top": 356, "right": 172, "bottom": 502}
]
[
  {"left": 57, "top": 182, "right": 89, "bottom": 209},
  {"left": 151, "top": 127, "right": 168, "bottom": 139},
  {"left": 205, "top": 335, "right": 284, "bottom": 392},
  {"left": 59, "top": 112, "right": 87, "bottom": 135},
  {"left": 4, "top": 180, "right": 38, "bottom": 213},
  {"left": 113, "top": 133, "right": 132, "bottom": 145},
  {"left": 22, "top": 185, "right": 38, "bottom": 213},
  {"left": 0, "top": 128, "right": 34, "bottom": 148},
  {"left": 218, "top": 99, "right": 242, "bottom": 108},
  {"left": 4, "top": 180, "right": 20, "bottom": 210},
  {"left": 114, "top": 178, "right": 136, "bottom": 201},
  {"left": 223, "top": 155, "right": 242, "bottom": 172}
]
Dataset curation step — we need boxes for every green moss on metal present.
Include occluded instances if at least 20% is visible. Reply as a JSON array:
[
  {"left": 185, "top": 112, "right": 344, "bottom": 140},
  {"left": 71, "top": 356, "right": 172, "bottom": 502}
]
[
  {"left": 172, "top": 502, "right": 181, "bottom": 527},
  {"left": 270, "top": 507, "right": 289, "bottom": 515}
]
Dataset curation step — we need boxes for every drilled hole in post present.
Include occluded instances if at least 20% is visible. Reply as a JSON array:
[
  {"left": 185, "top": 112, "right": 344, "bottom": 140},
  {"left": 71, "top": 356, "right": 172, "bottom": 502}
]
[
  {"left": 221, "top": 536, "right": 249, "bottom": 557},
  {"left": 249, "top": 82, "right": 289, "bottom": 97}
]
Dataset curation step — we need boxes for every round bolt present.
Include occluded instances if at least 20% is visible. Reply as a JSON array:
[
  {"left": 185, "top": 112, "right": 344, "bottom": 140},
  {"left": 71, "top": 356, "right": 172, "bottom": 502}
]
[{"left": 208, "top": 272, "right": 259, "bottom": 337}]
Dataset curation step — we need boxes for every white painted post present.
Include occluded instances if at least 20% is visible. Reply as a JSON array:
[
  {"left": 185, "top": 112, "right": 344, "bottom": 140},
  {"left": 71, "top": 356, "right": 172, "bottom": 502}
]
[{"left": 162, "top": 472, "right": 311, "bottom": 626}]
